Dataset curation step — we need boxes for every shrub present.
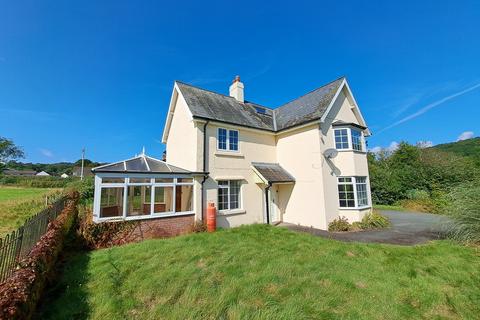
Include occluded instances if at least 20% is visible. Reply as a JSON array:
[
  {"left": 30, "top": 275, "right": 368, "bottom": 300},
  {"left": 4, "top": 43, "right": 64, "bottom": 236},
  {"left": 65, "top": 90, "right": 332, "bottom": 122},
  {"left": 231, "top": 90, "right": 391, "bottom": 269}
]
[
  {"left": 446, "top": 181, "right": 480, "bottom": 244},
  {"left": 359, "top": 211, "right": 390, "bottom": 229},
  {"left": 328, "top": 216, "right": 350, "bottom": 232},
  {"left": 0, "top": 176, "right": 71, "bottom": 188},
  {"left": 77, "top": 206, "right": 138, "bottom": 249},
  {"left": 65, "top": 177, "right": 94, "bottom": 204}
]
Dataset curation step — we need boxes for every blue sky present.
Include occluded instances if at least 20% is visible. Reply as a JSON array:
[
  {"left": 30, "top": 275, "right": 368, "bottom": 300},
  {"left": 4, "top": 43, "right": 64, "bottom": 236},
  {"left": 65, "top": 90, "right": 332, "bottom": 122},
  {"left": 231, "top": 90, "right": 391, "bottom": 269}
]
[{"left": 1, "top": 0, "right": 479, "bottom": 163}]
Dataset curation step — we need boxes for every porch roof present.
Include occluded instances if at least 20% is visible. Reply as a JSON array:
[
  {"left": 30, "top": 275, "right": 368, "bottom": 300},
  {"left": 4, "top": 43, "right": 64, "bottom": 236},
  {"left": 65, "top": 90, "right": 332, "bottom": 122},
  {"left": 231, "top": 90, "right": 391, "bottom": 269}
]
[
  {"left": 92, "top": 153, "right": 203, "bottom": 175},
  {"left": 252, "top": 162, "right": 295, "bottom": 184}
]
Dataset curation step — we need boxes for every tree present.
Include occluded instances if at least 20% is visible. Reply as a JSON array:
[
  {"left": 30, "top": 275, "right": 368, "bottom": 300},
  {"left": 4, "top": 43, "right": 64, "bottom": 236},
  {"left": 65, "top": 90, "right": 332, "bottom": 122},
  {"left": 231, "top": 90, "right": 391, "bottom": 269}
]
[{"left": 0, "top": 137, "right": 25, "bottom": 163}]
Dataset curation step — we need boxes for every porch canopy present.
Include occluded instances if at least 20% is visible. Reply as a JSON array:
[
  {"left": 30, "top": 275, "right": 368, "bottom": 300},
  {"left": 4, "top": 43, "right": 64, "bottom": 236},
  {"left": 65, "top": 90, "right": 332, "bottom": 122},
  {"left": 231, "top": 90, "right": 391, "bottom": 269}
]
[
  {"left": 92, "top": 153, "right": 204, "bottom": 223},
  {"left": 251, "top": 162, "right": 295, "bottom": 185}
]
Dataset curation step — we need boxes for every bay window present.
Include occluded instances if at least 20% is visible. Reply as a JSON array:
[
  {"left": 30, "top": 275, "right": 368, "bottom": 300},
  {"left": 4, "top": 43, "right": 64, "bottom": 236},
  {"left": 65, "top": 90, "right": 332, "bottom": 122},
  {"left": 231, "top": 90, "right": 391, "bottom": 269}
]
[
  {"left": 333, "top": 127, "right": 365, "bottom": 152},
  {"left": 338, "top": 176, "right": 370, "bottom": 208},
  {"left": 218, "top": 180, "right": 241, "bottom": 211},
  {"left": 217, "top": 128, "right": 239, "bottom": 151}
]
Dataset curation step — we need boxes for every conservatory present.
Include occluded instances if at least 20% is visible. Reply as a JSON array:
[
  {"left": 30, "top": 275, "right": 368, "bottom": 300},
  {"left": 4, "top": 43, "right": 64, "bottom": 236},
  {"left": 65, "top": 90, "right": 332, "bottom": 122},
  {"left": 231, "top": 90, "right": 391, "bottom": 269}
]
[{"left": 91, "top": 153, "right": 204, "bottom": 223}]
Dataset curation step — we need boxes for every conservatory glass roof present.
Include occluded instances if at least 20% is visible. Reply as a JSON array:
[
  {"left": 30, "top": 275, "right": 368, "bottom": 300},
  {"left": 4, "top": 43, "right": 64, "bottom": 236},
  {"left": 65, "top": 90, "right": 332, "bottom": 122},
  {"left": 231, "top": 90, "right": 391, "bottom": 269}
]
[{"left": 92, "top": 154, "right": 198, "bottom": 174}]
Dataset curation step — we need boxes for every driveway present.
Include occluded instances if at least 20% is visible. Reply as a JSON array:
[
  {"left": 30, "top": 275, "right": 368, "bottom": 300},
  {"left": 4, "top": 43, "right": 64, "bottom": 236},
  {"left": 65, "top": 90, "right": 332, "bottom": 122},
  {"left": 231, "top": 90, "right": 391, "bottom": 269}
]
[{"left": 280, "top": 210, "right": 452, "bottom": 245}]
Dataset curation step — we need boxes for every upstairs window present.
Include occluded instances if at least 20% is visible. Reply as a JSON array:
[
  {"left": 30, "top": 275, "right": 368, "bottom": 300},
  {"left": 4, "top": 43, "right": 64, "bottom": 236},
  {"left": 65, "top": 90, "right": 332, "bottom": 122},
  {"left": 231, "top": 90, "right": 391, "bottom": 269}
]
[
  {"left": 351, "top": 129, "right": 363, "bottom": 151},
  {"left": 217, "top": 128, "right": 239, "bottom": 151},
  {"left": 334, "top": 127, "right": 364, "bottom": 152},
  {"left": 334, "top": 129, "right": 349, "bottom": 149}
]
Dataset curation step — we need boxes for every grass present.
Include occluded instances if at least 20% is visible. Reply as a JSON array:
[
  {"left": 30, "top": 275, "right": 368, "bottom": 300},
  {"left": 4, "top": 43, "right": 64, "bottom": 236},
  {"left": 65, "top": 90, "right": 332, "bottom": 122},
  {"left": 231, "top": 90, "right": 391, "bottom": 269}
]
[
  {"left": 38, "top": 225, "right": 480, "bottom": 319},
  {"left": 374, "top": 204, "right": 408, "bottom": 211},
  {"left": 0, "top": 186, "right": 61, "bottom": 237}
]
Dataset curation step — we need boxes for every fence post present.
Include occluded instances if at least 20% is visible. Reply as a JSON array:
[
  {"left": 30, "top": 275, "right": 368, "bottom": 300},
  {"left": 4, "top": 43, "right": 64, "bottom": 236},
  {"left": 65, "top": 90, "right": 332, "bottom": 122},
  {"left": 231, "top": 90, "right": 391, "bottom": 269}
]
[{"left": 15, "top": 226, "right": 24, "bottom": 261}]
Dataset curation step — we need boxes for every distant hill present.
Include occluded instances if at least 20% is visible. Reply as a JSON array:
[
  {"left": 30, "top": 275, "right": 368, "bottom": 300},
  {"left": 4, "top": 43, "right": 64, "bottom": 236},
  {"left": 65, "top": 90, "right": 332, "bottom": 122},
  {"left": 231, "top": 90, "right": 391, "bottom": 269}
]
[
  {"left": 432, "top": 137, "right": 480, "bottom": 164},
  {"left": 2, "top": 159, "right": 104, "bottom": 176}
]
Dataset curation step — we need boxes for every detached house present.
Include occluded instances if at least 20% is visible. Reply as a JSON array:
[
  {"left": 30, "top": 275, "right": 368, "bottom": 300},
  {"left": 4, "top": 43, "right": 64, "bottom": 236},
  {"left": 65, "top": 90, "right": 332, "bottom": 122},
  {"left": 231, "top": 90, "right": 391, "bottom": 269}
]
[{"left": 92, "top": 76, "right": 371, "bottom": 232}]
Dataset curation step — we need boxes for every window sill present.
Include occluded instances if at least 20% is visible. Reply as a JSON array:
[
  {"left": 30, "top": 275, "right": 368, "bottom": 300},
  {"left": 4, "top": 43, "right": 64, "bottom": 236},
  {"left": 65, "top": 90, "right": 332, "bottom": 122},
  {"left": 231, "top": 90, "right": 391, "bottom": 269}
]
[
  {"left": 336, "top": 149, "right": 367, "bottom": 154},
  {"left": 215, "top": 151, "right": 244, "bottom": 158},
  {"left": 339, "top": 206, "right": 371, "bottom": 211},
  {"left": 93, "top": 211, "right": 195, "bottom": 223},
  {"left": 218, "top": 209, "right": 246, "bottom": 216}
]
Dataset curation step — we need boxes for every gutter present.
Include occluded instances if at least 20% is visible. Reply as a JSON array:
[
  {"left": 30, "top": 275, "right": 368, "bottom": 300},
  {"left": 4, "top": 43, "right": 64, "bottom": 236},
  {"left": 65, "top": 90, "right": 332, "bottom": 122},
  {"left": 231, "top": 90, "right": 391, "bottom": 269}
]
[{"left": 200, "top": 120, "right": 210, "bottom": 221}]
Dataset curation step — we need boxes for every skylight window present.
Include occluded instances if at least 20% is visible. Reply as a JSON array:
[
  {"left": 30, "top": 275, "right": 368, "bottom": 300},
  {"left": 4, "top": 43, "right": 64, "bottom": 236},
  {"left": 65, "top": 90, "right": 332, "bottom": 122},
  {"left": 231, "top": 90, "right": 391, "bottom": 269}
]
[{"left": 254, "top": 106, "right": 267, "bottom": 114}]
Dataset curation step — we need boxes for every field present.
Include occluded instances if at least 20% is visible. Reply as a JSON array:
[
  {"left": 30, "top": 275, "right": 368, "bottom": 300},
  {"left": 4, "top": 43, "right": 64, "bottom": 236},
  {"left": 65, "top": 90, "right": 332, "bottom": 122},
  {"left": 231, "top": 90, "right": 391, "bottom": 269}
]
[
  {"left": 0, "top": 187, "right": 60, "bottom": 237},
  {"left": 38, "top": 224, "right": 480, "bottom": 319}
]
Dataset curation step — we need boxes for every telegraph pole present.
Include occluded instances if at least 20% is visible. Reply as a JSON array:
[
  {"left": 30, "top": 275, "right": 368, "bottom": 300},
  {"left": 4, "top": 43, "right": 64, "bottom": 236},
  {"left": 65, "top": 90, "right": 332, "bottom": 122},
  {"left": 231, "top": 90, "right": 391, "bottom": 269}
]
[{"left": 81, "top": 147, "right": 85, "bottom": 181}]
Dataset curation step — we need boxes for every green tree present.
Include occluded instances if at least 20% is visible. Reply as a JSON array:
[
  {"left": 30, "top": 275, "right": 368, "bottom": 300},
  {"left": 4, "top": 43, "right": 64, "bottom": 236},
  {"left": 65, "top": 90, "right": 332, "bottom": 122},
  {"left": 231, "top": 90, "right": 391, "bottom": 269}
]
[{"left": 0, "top": 137, "right": 25, "bottom": 163}]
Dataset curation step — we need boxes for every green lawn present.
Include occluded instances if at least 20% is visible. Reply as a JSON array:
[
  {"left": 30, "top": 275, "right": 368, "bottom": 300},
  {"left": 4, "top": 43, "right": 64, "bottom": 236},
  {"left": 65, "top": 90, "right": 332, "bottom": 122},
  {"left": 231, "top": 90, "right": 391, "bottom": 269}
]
[
  {"left": 0, "top": 187, "right": 60, "bottom": 236},
  {"left": 38, "top": 225, "right": 480, "bottom": 319},
  {"left": 373, "top": 204, "right": 408, "bottom": 212}
]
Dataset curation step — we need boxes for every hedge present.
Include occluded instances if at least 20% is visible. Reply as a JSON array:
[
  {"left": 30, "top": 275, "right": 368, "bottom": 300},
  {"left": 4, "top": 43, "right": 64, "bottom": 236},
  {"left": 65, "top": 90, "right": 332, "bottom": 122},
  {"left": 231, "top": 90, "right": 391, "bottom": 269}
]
[{"left": 0, "top": 192, "right": 79, "bottom": 320}]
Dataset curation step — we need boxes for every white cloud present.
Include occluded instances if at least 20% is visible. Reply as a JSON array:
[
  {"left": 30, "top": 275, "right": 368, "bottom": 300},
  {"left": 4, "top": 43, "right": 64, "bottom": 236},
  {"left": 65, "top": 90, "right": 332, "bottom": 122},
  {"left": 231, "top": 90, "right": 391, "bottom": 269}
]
[
  {"left": 387, "top": 141, "right": 399, "bottom": 152},
  {"left": 457, "top": 131, "right": 474, "bottom": 141},
  {"left": 416, "top": 140, "right": 433, "bottom": 148},
  {"left": 379, "top": 82, "right": 480, "bottom": 133},
  {"left": 369, "top": 141, "right": 399, "bottom": 154},
  {"left": 369, "top": 146, "right": 382, "bottom": 153},
  {"left": 39, "top": 148, "right": 54, "bottom": 158}
]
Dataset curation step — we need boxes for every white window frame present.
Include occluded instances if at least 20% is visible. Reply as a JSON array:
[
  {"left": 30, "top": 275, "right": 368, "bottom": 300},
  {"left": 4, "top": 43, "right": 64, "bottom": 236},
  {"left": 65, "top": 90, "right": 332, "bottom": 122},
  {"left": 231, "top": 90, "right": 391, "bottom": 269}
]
[
  {"left": 217, "top": 127, "right": 239, "bottom": 152},
  {"left": 337, "top": 176, "right": 371, "bottom": 209},
  {"left": 217, "top": 180, "right": 242, "bottom": 212},
  {"left": 93, "top": 174, "right": 195, "bottom": 223},
  {"left": 333, "top": 127, "right": 366, "bottom": 152}
]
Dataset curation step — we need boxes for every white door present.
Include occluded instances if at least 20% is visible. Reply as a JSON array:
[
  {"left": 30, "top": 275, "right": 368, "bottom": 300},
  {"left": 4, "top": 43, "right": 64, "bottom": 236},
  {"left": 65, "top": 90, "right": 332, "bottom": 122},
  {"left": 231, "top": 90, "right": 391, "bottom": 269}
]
[{"left": 269, "top": 187, "right": 280, "bottom": 224}]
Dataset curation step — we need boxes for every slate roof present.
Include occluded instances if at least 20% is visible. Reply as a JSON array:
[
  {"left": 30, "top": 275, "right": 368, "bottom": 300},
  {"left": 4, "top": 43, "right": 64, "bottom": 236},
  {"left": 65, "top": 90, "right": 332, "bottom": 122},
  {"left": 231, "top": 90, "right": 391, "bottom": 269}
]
[
  {"left": 252, "top": 162, "right": 295, "bottom": 184},
  {"left": 175, "top": 77, "right": 345, "bottom": 132},
  {"left": 92, "top": 154, "right": 194, "bottom": 174}
]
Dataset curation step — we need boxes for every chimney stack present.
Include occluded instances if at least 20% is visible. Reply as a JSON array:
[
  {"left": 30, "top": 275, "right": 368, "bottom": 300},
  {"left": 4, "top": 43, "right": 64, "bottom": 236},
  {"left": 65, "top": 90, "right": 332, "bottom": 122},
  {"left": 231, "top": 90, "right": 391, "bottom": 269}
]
[{"left": 229, "top": 75, "right": 244, "bottom": 102}]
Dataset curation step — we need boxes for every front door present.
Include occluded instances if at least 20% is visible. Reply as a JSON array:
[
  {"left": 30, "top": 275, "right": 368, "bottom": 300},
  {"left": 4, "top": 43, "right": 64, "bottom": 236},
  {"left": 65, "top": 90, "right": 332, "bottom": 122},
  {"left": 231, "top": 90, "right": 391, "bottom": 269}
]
[{"left": 269, "top": 186, "right": 280, "bottom": 224}]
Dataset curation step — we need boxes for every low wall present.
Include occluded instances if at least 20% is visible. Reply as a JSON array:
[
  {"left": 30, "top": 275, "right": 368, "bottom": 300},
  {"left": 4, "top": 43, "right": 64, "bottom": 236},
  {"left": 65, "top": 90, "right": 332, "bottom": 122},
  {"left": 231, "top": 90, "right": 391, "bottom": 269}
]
[
  {"left": 0, "top": 192, "right": 79, "bottom": 320},
  {"left": 80, "top": 213, "right": 196, "bottom": 249}
]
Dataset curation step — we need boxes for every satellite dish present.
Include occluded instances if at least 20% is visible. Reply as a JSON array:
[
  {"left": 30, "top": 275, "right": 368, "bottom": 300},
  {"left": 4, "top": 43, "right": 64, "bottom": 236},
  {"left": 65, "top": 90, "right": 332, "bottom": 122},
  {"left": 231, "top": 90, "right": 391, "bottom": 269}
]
[{"left": 323, "top": 148, "right": 338, "bottom": 159}]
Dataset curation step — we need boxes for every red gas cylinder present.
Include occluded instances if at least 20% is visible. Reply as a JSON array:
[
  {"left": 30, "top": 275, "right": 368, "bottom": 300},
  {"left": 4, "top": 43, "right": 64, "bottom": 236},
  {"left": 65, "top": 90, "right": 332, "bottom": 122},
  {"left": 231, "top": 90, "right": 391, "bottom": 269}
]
[{"left": 207, "top": 202, "right": 216, "bottom": 232}]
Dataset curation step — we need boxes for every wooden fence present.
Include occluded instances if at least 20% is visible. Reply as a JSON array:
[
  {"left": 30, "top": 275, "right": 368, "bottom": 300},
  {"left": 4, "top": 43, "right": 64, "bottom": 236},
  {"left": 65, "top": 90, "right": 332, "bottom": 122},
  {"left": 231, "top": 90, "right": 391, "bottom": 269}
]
[{"left": 0, "top": 197, "right": 66, "bottom": 283}]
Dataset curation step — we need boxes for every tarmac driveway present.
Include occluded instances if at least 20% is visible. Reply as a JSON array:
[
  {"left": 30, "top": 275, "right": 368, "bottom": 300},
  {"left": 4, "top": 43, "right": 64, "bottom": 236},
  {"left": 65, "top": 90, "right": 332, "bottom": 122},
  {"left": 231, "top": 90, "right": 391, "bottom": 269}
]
[{"left": 280, "top": 210, "right": 452, "bottom": 245}]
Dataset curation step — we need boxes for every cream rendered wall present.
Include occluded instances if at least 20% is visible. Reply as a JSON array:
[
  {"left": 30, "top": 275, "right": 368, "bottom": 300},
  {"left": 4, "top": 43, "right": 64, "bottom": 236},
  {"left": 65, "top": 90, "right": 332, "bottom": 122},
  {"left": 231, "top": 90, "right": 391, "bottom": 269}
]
[
  {"left": 319, "top": 89, "right": 371, "bottom": 225},
  {"left": 276, "top": 124, "right": 327, "bottom": 229},
  {"left": 203, "top": 123, "right": 276, "bottom": 228},
  {"left": 165, "top": 92, "right": 200, "bottom": 172}
]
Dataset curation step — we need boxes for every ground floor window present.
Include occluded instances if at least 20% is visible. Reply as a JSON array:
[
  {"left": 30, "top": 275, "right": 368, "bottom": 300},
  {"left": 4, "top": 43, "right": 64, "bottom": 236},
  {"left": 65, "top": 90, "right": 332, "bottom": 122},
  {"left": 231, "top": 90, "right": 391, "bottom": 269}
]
[
  {"left": 100, "top": 187, "right": 124, "bottom": 218},
  {"left": 338, "top": 176, "right": 369, "bottom": 208},
  {"left": 218, "top": 180, "right": 241, "bottom": 211},
  {"left": 96, "top": 176, "right": 194, "bottom": 220}
]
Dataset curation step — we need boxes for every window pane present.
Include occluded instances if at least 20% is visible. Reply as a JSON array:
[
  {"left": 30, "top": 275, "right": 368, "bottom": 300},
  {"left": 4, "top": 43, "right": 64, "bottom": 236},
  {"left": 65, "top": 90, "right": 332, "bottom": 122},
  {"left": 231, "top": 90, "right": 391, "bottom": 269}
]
[
  {"left": 129, "top": 178, "right": 151, "bottom": 184},
  {"left": 175, "top": 185, "right": 193, "bottom": 212},
  {"left": 155, "top": 178, "right": 173, "bottom": 183},
  {"left": 338, "top": 178, "right": 355, "bottom": 208},
  {"left": 229, "top": 130, "right": 239, "bottom": 151},
  {"left": 356, "top": 177, "right": 368, "bottom": 206},
  {"left": 101, "top": 177, "right": 125, "bottom": 184},
  {"left": 218, "top": 128, "right": 227, "bottom": 150},
  {"left": 351, "top": 129, "right": 363, "bottom": 151},
  {"left": 177, "top": 178, "right": 193, "bottom": 183},
  {"left": 127, "top": 185, "right": 151, "bottom": 216},
  {"left": 153, "top": 186, "right": 173, "bottom": 213},
  {"left": 218, "top": 186, "right": 229, "bottom": 210},
  {"left": 334, "top": 129, "right": 349, "bottom": 149},
  {"left": 100, "top": 187, "right": 124, "bottom": 218},
  {"left": 229, "top": 180, "right": 241, "bottom": 209}
]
